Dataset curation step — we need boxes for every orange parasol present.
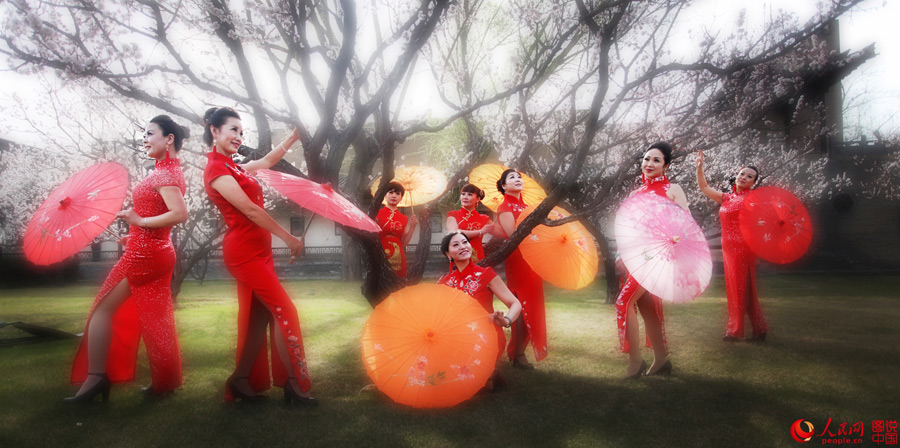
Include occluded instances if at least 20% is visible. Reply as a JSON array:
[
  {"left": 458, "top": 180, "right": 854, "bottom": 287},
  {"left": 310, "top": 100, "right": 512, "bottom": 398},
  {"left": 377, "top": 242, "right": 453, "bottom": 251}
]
[
  {"left": 361, "top": 284, "right": 499, "bottom": 408},
  {"left": 370, "top": 166, "right": 447, "bottom": 208},
  {"left": 516, "top": 206, "right": 599, "bottom": 290},
  {"left": 468, "top": 164, "right": 547, "bottom": 212}
]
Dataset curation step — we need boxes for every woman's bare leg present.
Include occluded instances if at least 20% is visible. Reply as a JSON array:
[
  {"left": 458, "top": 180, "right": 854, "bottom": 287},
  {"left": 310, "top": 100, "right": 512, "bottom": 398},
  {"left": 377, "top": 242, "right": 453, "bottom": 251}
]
[
  {"left": 624, "top": 302, "right": 644, "bottom": 376},
  {"left": 230, "top": 294, "right": 269, "bottom": 396},
  {"left": 74, "top": 279, "right": 130, "bottom": 396},
  {"left": 638, "top": 294, "right": 668, "bottom": 372}
]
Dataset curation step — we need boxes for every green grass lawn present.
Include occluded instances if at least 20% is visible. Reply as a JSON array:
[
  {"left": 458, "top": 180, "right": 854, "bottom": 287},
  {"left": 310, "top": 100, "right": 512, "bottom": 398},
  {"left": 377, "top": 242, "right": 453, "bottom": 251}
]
[{"left": 1, "top": 275, "right": 898, "bottom": 448}]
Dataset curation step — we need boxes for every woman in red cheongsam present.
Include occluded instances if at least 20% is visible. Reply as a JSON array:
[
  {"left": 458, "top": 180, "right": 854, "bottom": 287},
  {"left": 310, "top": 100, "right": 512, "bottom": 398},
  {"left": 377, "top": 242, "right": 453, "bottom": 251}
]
[
  {"left": 437, "top": 231, "right": 521, "bottom": 391},
  {"left": 376, "top": 181, "right": 417, "bottom": 278},
  {"left": 67, "top": 115, "right": 189, "bottom": 403},
  {"left": 696, "top": 150, "right": 768, "bottom": 342},
  {"left": 202, "top": 107, "right": 315, "bottom": 405},
  {"left": 445, "top": 184, "right": 493, "bottom": 263},
  {"left": 495, "top": 169, "right": 546, "bottom": 369},
  {"left": 615, "top": 141, "right": 689, "bottom": 378}
]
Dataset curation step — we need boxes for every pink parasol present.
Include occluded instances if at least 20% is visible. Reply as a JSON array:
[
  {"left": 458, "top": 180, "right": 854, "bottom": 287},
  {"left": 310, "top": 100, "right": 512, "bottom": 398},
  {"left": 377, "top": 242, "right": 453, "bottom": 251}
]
[
  {"left": 23, "top": 162, "right": 129, "bottom": 266},
  {"left": 256, "top": 169, "right": 380, "bottom": 233},
  {"left": 614, "top": 193, "right": 712, "bottom": 303}
]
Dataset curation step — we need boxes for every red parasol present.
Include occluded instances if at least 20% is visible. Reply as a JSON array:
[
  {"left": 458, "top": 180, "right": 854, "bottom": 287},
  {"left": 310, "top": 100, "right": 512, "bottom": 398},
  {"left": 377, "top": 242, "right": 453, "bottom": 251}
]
[
  {"left": 257, "top": 169, "right": 380, "bottom": 233},
  {"left": 361, "top": 284, "right": 499, "bottom": 408},
  {"left": 23, "top": 162, "right": 129, "bottom": 266},
  {"left": 516, "top": 206, "right": 599, "bottom": 290},
  {"left": 739, "top": 186, "right": 812, "bottom": 264},
  {"left": 614, "top": 193, "right": 712, "bottom": 303}
]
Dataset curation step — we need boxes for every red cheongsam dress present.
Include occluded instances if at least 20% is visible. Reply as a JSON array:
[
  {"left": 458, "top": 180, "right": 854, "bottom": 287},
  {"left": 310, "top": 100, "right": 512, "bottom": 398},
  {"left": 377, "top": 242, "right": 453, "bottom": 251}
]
[
  {"left": 719, "top": 189, "right": 768, "bottom": 338},
  {"left": 614, "top": 175, "right": 669, "bottom": 354},
  {"left": 377, "top": 207, "right": 409, "bottom": 278},
  {"left": 437, "top": 262, "right": 506, "bottom": 358},
  {"left": 71, "top": 156, "right": 185, "bottom": 394},
  {"left": 446, "top": 206, "right": 492, "bottom": 262},
  {"left": 497, "top": 194, "right": 547, "bottom": 362},
  {"left": 204, "top": 151, "right": 311, "bottom": 397}
]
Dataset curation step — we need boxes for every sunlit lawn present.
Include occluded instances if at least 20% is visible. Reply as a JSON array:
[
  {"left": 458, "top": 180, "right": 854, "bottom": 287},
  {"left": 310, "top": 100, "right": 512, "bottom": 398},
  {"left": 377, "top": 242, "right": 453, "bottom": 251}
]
[{"left": 0, "top": 275, "right": 898, "bottom": 447}]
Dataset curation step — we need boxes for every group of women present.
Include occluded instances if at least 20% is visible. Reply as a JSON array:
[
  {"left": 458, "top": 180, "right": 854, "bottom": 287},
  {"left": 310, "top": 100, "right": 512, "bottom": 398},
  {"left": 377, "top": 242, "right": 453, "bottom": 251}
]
[{"left": 63, "top": 109, "right": 768, "bottom": 404}]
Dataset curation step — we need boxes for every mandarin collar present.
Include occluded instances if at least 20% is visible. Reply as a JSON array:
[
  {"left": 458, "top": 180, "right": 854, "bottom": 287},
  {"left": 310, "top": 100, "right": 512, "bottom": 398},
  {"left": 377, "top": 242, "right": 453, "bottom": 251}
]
[
  {"left": 208, "top": 150, "right": 236, "bottom": 166},
  {"left": 503, "top": 193, "right": 526, "bottom": 207}
]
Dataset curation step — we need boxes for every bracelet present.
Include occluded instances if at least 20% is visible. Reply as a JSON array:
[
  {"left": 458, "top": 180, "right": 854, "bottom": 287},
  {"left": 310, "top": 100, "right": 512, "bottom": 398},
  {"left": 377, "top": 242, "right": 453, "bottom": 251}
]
[
  {"left": 278, "top": 142, "right": 287, "bottom": 152},
  {"left": 504, "top": 316, "right": 512, "bottom": 327},
  {"left": 142, "top": 217, "right": 148, "bottom": 228}
]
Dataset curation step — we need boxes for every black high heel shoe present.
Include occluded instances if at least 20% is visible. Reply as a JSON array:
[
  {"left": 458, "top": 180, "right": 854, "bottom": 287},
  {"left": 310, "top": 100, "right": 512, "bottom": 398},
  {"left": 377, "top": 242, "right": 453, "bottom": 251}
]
[
  {"left": 722, "top": 335, "right": 741, "bottom": 342},
  {"left": 645, "top": 360, "right": 673, "bottom": 376},
  {"left": 283, "top": 379, "right": 318, "bottom": 406},
  {"left": 64, "top": 373, "right": 111, "bottom": 404},
  {"left": 140, "top": 383, "right": 174, "bottom": 399},
  {"left": 225, "top": 376, "right": 266, "bottom": 402},
  {"left": 749, "top": 332, "right": 767, "bottom": 343},
  {"left": 625, "top": 360, "right": 648, "bottom": 380},
  {"left": 512, "top": 354, "right": 535, "bottom": 370}
]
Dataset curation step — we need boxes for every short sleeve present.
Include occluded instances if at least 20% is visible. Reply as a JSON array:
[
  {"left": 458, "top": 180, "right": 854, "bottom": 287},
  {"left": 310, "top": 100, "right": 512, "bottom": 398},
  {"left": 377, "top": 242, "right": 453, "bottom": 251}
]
[
  {"left": 480, "top": 267, "right": 498, "bottom": 284},
  {"left": 496, "top": 202, "right": 511, "bottom": 214},
  {"left": 153, "top": 165, "right": 185, "bottom": 192},
  {"left": 205, "top": 159, "right": 232, "bottom": 185},
  {"left": 436, "top": 273, "right": 451, "bottom": 286}
]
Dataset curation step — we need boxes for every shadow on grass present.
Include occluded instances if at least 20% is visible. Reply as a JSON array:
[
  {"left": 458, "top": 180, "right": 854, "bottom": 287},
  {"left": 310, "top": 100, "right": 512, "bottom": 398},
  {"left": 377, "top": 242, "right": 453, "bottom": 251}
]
[{"left": 2, "top": 275, "right": 899, "bottom": 448}]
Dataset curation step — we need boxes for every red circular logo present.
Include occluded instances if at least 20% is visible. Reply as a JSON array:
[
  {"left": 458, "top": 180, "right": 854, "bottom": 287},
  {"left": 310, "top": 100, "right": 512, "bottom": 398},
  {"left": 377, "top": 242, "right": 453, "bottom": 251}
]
[{"left": 791, "top": 419, "right": 815, "bottom": 443}]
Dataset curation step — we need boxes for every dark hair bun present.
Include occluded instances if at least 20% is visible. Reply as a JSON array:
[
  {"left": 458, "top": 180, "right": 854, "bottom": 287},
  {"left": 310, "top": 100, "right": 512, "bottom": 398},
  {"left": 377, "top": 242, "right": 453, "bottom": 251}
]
[{"left": 203, "top": 107, "right": 218, "bottom": 125}]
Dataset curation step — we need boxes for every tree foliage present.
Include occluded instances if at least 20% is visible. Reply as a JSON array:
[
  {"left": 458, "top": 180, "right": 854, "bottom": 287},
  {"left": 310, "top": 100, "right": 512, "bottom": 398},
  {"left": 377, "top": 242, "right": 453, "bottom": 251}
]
[{"left": 1, "top": 0, "right": 874, "bottom": 304}]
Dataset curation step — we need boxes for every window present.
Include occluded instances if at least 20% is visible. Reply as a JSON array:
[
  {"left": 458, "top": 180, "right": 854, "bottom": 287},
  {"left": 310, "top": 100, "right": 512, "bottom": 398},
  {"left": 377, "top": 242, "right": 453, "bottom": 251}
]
[
  {"left": 430, "top": 214, "right": 442, "bottom": 233},
  {"left": 290, "top": 216, "right": 304, "bottom": 237}
]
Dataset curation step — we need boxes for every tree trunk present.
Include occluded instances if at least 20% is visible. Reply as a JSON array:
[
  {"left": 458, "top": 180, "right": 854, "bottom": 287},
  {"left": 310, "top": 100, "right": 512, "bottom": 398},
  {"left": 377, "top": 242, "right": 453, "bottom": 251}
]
[
  {"left": 354, "top": 229, "right": 405, "bottom": 308},
  {"left": 340, "top": 232, "right": 363, "bottom": 281},
  {"left": 405, "top": 207, "right": 434, "bottom": 283},
  {"left": 596, "top": 232, "right": 620, "bottom": 304},
  {"left": 171, "top": 237, "right": 221, "bottom": 302}
]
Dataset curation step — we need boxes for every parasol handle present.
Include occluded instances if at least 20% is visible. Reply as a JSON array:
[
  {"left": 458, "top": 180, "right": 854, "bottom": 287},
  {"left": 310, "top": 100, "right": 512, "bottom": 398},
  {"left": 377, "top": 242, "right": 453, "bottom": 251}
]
[
  {"left": 301, "top": 213, "right": 316, "bottom": 239},
  {"left": 102, "top": 227, "right": 122, "bottom": 242},
  {"left": 290, "top": 214, "right": 317, "bottom": 265}
]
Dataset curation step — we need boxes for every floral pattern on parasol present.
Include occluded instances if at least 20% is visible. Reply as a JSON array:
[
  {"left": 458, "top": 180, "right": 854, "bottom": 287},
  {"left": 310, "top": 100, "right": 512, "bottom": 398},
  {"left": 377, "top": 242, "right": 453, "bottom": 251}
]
[
  {"left": 361, "top": 284, "right": 498, "bottom": 408},
  {"left": 614, "top": 193, "right": 711, "bottom": 303}
]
